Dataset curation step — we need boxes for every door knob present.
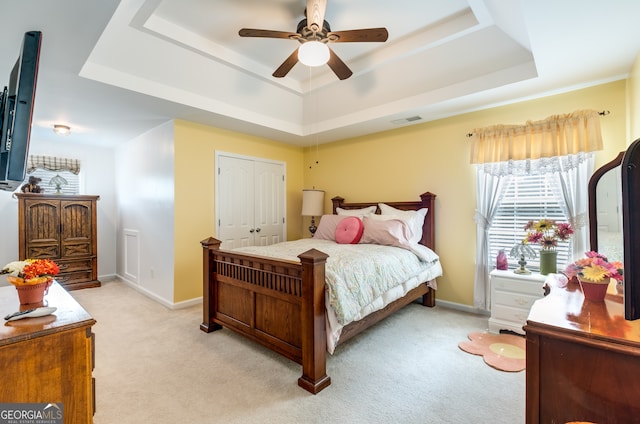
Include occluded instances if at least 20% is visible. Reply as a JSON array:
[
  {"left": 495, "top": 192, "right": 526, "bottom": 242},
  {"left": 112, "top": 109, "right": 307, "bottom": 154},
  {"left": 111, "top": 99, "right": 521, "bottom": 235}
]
[
  {"left": 255, "top": 228, "right": 261, "bottom": 233},
  {"left": 249, "top": 228, "right": 255, "bottom": 233}
]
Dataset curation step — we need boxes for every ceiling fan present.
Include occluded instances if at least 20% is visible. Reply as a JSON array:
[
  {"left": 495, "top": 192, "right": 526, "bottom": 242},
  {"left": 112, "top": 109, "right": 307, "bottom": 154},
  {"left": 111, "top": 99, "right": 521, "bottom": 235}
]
[{"left": 238, "top": 0, "right": 388, "bottom": 80}]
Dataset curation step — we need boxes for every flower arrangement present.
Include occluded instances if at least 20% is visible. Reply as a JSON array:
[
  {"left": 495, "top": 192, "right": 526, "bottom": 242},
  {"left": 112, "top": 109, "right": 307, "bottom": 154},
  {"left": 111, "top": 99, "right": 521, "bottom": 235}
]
[
  {"left": 523, "top": 219, "right": 574, "bottom": 251},
  {"left": 564, "top": 251, "right": 623, "bottom": 283},
  {"left": 1, "top": 259, "right": 60, "bottom": 286}
]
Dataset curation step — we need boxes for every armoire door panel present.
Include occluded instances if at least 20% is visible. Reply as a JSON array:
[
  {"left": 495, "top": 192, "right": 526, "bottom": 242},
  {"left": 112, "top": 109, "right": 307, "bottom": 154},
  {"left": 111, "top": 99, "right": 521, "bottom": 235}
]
[
  {"left": 25, "top": 202, "right": 60, "bottom": 244},
  {"left": 61, "top": 201, "right": 92, "bottom": 242},
  {"left": 26, "top": 244, "right": 60, "bottom": 258},
  {"left": 62, "top": 242, "right": 92, "bottom": 257}
]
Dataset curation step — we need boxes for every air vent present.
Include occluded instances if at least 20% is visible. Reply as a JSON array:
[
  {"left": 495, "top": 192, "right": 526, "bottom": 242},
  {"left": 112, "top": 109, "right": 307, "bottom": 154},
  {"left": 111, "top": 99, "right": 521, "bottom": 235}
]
[{"left": 391, "top": 115, "right": 422, "bottom": 125}]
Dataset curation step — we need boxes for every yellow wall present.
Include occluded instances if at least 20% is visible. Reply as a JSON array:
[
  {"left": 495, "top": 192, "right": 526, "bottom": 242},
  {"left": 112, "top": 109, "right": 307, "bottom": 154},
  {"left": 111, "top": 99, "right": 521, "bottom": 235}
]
[
  {"left": 303, "top": 80, "right": 628, "bottom": 307},
  {"left": 173, "top": 120, "right": 304, "bottom": 302},
  {"left": 629, "top": 51, "right": 640, "bottom": 142}
]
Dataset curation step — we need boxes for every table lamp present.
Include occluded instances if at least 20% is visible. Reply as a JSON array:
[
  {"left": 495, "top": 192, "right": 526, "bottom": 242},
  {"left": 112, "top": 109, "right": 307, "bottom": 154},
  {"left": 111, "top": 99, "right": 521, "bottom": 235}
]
[{"left": 301, "top": 189, "right": 324, "bottom": 236}]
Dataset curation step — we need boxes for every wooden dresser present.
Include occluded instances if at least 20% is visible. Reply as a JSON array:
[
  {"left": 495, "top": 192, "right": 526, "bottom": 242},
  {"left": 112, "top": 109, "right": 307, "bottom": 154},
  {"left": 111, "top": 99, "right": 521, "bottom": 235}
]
[
  {"left": 524, "top": 275, "right": 640, "bottom": 424},
  {"left": 16, "top": 193, "right": 100, "bottom": 290},
  {"left": 0, "top": 281, "right": 96, "bottom": 423}
]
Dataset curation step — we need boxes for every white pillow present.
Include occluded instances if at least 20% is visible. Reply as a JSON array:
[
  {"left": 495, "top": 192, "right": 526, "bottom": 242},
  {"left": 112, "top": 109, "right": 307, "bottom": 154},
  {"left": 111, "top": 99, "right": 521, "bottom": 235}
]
[
  {"left": 360, "top": 216, "right": 412, "bottom": 247},
  {"left": 313, "top": 215, "right": 348, "bottom": 241},
  {"left": 336, "top": 205, "right": 377, "bottom": 217},
  {"left": 377, "top": 203, "right": 428, "bottom": 244}
]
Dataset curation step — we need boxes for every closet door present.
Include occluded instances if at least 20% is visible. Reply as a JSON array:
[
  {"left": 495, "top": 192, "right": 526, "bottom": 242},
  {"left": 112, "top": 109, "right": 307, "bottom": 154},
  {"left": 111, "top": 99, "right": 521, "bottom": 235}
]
[
  {"left": 217, "top": 155, "right": 255, "bottom": 249},
  {"left": 254, "top": 160, "right": 285, "bottom": 246},
  {"left": 216, "top": 154, "right": 285, "bottom": 249}
]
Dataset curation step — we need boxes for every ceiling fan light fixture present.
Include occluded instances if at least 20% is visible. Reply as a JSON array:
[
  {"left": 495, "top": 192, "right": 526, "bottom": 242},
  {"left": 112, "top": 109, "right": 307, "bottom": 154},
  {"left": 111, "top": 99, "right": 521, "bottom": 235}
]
[{"left": 298, "top": 41, "right": 330, "bottom": 67}]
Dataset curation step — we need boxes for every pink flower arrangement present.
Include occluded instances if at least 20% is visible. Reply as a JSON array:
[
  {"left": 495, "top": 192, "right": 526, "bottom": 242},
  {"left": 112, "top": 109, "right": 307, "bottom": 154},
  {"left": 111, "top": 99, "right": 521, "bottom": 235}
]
[
  {"left": 524, "top": 219, "right": 574, "bottom": 251},
  {"left": 564, "top": 251, "right": 623, "bottom": 283}
]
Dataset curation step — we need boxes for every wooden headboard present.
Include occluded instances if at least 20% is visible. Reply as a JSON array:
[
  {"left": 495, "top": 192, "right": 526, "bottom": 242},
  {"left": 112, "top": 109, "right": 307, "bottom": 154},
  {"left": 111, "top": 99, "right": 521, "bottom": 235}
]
[{"left": 331, "top": 192, "right": 436, "bottom": 250}]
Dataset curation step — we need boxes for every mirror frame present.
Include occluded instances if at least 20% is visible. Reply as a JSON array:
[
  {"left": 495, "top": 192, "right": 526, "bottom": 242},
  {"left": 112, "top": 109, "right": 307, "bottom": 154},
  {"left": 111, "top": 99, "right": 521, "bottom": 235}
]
[
  {"left": 622, "top": 138, "right": 640, "bottom": 321},
  {"left": 588, "top": 151, "right": 624, "bottom": 252}
]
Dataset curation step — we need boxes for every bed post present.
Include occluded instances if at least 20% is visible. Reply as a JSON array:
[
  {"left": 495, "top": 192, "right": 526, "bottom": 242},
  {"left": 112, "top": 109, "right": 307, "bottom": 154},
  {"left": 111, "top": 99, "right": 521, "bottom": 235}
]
[
  {"left": 297, "top": 248, "right": 332, "bottom": 394},
  {"left": 200, "top": 237, "right": 222, "bottom": 333},
  {"left": 419, "top": 192, "right": 437, "bottom": 307}
]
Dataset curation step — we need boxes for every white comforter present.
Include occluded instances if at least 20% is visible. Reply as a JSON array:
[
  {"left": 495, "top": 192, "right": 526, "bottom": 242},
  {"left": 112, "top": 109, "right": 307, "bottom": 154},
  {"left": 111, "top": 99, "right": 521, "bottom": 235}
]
[{"left": 233, "top": 239, "right": 443, "bottom": 353}]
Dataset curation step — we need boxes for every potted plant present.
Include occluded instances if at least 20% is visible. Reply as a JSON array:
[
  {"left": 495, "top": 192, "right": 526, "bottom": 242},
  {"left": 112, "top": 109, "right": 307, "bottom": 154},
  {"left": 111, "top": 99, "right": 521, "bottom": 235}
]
[
  {"left": 523, "top": 219, "right": 574, "bottom": 275},
  {"left": 1, "top": 259, "right": 60, "bottom": 304},
  {"left": 564, "top": 251, "right": 623, "bottom": 301}
]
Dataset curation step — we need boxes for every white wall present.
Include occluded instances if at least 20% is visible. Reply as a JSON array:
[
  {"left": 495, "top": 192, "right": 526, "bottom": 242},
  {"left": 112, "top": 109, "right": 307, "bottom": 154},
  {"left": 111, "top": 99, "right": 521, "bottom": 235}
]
[
  {"left": 115, "top": 121, "right": 175, "bottom": 305},
  {"left": 0, "top": 139, "right": 117, "bottom": 284}
]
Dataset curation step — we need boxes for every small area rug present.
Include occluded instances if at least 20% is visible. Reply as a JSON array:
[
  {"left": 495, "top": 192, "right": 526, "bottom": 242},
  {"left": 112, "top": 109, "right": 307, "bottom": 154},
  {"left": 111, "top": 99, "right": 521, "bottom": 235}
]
[{"left": 458, "top": 332, "right": 526, "bottom": 372}]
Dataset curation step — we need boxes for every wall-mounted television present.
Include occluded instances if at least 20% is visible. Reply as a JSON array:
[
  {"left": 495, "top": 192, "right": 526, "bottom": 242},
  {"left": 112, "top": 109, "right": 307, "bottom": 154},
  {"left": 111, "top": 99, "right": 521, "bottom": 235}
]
[{"left": 0, "top": 30, "right": 42, "bottom": 191}]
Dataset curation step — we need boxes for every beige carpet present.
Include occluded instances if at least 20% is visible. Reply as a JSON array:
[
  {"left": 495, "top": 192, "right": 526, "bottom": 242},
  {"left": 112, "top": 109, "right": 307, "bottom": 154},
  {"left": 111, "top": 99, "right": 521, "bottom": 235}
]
[{"left": 70, "top": 280, "right": 525, "bottom": 424}]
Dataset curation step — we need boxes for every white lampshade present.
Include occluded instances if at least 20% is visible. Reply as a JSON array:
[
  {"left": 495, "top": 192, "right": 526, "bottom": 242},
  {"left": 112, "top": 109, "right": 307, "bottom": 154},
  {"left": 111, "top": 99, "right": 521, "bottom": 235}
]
[
  {"left": 301, "top": 189, "right": 325, "bottom": 216},
  {"left": 298, "top": 41, "right": 330, "bottom": 67}
]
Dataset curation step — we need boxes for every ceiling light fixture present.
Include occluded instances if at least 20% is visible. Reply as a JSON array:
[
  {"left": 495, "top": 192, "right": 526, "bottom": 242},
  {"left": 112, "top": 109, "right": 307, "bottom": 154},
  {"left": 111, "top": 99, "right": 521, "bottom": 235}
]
[
  {"left": 298, "top": 41, "right": 330, "bottom": 67},
  {"left": 53, "top": 124, "right": 71, "bottom": 136}
]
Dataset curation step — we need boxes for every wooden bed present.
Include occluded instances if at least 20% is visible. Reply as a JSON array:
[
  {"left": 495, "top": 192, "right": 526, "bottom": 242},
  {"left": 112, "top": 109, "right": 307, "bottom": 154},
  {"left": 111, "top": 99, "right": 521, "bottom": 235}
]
[{"left": 200, "top": 191, "right": 437, "bottom": 394}]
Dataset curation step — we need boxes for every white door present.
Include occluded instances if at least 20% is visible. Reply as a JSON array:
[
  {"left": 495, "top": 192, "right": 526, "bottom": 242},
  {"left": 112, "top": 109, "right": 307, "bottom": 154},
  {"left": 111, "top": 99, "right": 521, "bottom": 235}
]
[
  {"left": 216, "top": 153, "right": 285, "bottom": 249},
  {"left": 253, "top": 160, "right": 285, "bottom": 246}
]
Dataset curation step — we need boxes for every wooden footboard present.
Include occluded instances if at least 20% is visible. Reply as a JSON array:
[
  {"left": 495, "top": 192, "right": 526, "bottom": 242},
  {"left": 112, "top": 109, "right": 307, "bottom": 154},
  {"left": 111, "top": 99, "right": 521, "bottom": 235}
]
[{"left": 200, "top": 237, "right": 331, "bottom": 394}]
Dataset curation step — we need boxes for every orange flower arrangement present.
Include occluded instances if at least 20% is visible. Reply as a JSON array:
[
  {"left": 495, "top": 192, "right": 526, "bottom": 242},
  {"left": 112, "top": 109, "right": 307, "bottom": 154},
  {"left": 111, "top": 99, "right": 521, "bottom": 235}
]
[{"left": 1, "top": 259, "right": 60, "bottom": 285}]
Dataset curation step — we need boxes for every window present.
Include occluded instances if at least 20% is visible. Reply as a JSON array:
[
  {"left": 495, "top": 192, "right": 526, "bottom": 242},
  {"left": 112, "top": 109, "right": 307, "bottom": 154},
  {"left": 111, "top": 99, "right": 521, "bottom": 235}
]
[
  {"left": 488, "top": 174, "right": 572, "bottom": 272},
  {"left": 19, "top": 168, "right": 81, "bottom": 195}
]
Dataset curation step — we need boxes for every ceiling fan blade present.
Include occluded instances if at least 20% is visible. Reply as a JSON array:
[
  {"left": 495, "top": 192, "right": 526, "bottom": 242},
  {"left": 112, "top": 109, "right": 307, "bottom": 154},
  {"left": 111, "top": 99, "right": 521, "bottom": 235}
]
[
  {"left": 306, "top": 0, "right": 327, "bottom": 32},
  {"left": 327, "top": 28, "right": 389, "bottom": 43},
  {"left": 272, "top": 49, "right": 299, "bottom": 78},
  {"left": 327, "top": 48, "right": 353, "bottom": 80},
  {"left": 239, "top": 28, "right": 299, "bottom": 40}
]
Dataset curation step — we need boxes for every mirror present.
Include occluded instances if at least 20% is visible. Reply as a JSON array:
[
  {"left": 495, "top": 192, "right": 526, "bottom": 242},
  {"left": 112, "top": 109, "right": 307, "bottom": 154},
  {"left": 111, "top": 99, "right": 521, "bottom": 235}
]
[
  {"left": 590, "top": 140, "right": 640, "bottom": 321},
  {"left": 588, "top": 151, "right": 624, "bottom": 261}
]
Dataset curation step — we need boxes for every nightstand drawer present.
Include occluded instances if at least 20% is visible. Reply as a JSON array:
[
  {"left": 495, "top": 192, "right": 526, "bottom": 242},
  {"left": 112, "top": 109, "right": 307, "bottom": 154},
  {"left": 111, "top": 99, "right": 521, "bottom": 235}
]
[
  {"left": 491, "top": 304, "right": 532, "bottom": 325},
  {"left": 491, "top": 277, "right": 545, "bottom": 296},
  {"left": 493, "top": 290, "right": 540, "bottom": 311}
]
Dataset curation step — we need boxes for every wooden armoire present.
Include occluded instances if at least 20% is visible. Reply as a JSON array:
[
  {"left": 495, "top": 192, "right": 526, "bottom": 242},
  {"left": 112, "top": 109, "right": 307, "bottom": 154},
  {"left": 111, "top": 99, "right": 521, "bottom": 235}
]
[{"left": 16, "top": 193, "right": 100, "bottom": 290}]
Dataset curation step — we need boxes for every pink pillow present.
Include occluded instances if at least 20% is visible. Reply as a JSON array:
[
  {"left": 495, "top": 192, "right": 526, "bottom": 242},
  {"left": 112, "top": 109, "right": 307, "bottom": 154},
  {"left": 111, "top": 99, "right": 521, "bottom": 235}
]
[
  {"left": 314, "top": 215, "right": 348, "bottom": 241},
  {"left": 334, "top": 216, "right": 364, "bottom": 244},
  {"left": 360, "top": 216, "right": 412, "bottom": 247}
]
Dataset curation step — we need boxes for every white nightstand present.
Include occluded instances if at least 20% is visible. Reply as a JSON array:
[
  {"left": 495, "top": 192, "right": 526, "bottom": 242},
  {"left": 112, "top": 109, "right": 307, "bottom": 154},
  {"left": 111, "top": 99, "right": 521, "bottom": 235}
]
[{"left": 488, "top": 269, "right": 547, "bottom": 335}]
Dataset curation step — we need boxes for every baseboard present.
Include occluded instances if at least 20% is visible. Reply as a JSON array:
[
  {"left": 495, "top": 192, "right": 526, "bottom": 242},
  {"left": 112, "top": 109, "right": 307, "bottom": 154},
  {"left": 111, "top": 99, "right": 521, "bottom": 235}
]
[
  {"left": 112, "top": 274, "right": 483, "bottom": 315},
  {"left": 97, "top": 274, "right": 117, "bottom": 282},
  {"left": 436, "top": 298, "right": 490, "bottom": 316},
  {"left": 114, "top": 274, "right": 202, "bottom": 310}
]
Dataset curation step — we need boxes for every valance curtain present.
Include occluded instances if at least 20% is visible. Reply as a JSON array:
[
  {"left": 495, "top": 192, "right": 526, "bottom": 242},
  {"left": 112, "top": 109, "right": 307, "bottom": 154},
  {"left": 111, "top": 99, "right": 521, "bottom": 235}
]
[
  {"left": 470, "top": 109, "right": 603, "bottom": 164},
  {"left": 470, "top": 110, "right": 601, "bottom": 311},
  {"left": 27, "top": 155, "right": 81, "bottom": 175}
]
